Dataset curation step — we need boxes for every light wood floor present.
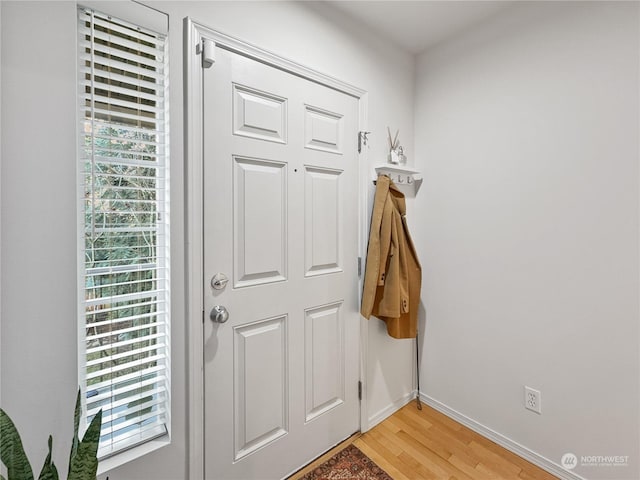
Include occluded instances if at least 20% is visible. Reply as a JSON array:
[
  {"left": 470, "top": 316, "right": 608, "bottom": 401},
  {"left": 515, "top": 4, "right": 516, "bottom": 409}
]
[{"left": 290, "top": 402, "right": 558, "bottom": 480}]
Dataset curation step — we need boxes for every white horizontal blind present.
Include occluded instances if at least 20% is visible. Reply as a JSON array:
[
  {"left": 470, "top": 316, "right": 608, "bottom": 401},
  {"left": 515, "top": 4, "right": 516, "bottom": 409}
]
[{"left": 78, "top": 6, "right": 170, "bottom": 459}]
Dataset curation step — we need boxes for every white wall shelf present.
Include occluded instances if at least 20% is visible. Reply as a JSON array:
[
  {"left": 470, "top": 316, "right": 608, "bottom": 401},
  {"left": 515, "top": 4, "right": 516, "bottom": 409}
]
[{"left": 374, "top": 164, "right": 423, "bottom": 195}]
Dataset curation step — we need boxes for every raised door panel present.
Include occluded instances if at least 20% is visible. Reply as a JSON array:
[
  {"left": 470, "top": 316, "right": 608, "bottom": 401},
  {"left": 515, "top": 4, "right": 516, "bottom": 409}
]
[
  {"left": 233, "top": 315, "right": 288, "bottom": 460},
  {"left": 234, "top": 156, "right": 287, "bottom": 287},
  {"left": 304, "top": 105, "right": 343, "bottom": 154},
  {"left": 304, "top": 166, "right": 342, "bottom": 277},
  {"left": 233, "top": 84, "right": 287, "bottom": 144},
  {"left": 304, "top": 302, "right": 345, "bottom": 422}
]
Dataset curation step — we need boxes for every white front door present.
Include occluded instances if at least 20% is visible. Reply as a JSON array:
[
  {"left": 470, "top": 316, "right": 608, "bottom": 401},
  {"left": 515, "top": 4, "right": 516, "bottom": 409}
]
[{"left": 202, "top": 45, "right": 361, "bottom": 479}]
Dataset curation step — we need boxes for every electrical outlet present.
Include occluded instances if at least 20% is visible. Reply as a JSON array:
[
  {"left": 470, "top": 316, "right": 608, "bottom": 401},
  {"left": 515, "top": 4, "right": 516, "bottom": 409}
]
[{"left": 524, "top": 386, "right": 542, "bottom": 414}]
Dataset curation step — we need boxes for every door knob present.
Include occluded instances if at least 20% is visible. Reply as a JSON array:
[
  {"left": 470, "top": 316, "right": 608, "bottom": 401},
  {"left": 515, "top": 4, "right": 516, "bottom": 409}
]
[{"left": 210, "top": 305, "right": 229, "bottom": 323}]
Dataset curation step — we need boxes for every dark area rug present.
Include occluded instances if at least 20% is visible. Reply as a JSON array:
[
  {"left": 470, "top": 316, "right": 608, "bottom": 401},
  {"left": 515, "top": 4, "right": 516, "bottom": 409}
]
[{"left": 298, "top": 444, "right": 393, "bottom": 480}]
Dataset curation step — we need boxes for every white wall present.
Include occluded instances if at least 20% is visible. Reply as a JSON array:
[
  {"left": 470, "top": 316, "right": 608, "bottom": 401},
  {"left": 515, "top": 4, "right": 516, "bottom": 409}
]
[
  {"left": 413, "top": 2, "right": 639, "bottom": 479},
  {"left": 1, "top": 1, "right": 80, "bottom": 475},
  {"left": 1, "top": 1, "right": 415, "bottom": 478},
  {"left": 0, "top": 0, "right": 3, "bottom": 419}
]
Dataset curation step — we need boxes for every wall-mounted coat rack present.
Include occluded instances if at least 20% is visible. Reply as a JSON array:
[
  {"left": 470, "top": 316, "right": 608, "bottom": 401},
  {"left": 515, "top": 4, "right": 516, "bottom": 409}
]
[{"left": 374, "top": 164, "right": 423, "bottom": 196}]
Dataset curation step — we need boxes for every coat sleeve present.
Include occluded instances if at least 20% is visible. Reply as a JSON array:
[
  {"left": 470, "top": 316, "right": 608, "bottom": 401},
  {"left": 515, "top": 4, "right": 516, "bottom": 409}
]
[
  {"left": 377, "top": 195, "right": 393, "bottom": 286},
  {"left": 360, "top": 177, "right": 390, "bottom": 318},
  {"left": 375, "top": 208, "right": 401, "bottom": 318},
  {"left": 397, "top": 213, "right": 411, "bottom": 314}
]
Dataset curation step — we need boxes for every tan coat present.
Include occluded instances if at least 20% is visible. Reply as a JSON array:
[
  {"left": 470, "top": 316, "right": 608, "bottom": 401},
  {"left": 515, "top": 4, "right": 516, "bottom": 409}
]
[{"left": 361, "top": 175, "right": 422, "bottom": 339}]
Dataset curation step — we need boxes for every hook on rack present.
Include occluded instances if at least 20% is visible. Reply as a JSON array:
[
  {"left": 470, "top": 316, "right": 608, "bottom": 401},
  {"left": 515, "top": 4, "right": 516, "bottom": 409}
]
[
  {"left": 373, "top": 173, "right": 413, "bottom": 185},
  {"left": 372, "top": 172, "right": 389, "bottom": 185},
  {"left": 372, "top": 165, "right": 423, "bottom": 195}
]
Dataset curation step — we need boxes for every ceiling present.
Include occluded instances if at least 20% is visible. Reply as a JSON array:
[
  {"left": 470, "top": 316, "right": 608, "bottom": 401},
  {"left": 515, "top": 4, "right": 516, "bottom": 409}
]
[{"left": 324, "top": 1, "right": 513, "bottom": 54}]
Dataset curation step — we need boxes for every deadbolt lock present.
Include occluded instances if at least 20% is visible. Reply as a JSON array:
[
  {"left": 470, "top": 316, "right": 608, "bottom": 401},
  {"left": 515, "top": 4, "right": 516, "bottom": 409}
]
[{"left": 211, "top": 273, "right": 229, "bottom": 290}]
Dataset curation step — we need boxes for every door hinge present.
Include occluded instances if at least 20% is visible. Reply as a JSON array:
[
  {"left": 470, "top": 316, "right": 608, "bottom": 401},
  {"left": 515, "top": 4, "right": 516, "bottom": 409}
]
[
  {"left": 357, "top": 257, "right": 362, "bottom": 277},
  {"left": 358, "top": 381, "right": 362, "bottom": 401},
  {"left": 358, "top": 131, "right": 370, "bottom": 154}
]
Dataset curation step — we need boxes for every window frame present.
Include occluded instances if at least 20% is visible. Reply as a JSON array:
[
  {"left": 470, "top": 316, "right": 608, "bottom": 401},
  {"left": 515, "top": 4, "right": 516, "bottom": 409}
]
[{"left": 76, "top": 2, "right": 171, "bottom": 467}]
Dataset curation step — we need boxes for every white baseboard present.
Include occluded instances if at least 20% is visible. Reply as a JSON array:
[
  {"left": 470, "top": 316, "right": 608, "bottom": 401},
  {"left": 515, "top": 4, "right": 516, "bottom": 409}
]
[
  {"left": 419, "top": 393, "right": 587, "bottom": 480},
  {"left": 366, "top": 390, "right": 417, "bottom": 431}
]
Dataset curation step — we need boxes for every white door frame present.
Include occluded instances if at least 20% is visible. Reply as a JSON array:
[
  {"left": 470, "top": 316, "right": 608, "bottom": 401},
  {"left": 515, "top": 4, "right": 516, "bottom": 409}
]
[{"left": 184, "top": 18, "right": 371, "bottom": 480}]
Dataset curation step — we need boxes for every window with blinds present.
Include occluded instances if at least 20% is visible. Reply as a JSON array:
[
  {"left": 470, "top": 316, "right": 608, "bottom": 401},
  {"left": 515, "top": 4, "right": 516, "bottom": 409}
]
[{"left": 78, "top": 6, "right": 170, "bottom": 459}]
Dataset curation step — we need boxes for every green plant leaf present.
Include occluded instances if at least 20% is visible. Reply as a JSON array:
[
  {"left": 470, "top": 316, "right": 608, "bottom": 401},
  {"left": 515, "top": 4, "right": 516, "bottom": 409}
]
[
  {"left": 37, "top": 436, "right": 58, "bottom": 480},
  {"left": 0, "top": 408, "right": 34, "bottom": 480},
  {"left": 67, "top": 390, "right": 81, "bottom": 478},
  {"left": 67, "top": 410, "right": 102, "bottom": 480}
]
